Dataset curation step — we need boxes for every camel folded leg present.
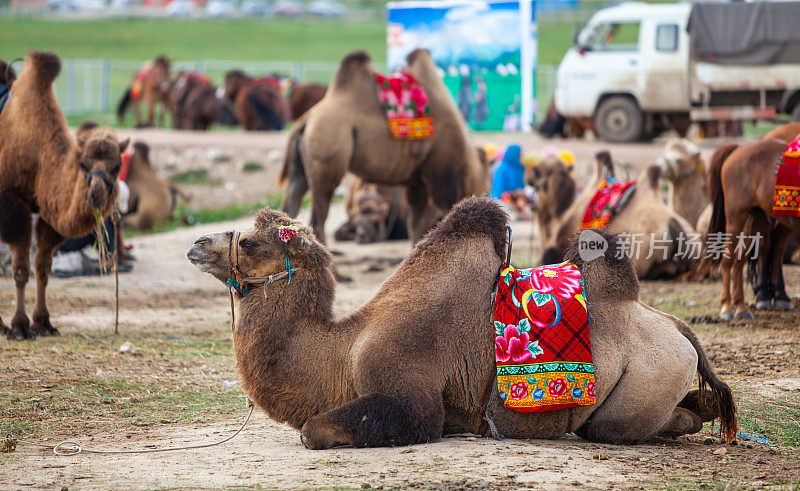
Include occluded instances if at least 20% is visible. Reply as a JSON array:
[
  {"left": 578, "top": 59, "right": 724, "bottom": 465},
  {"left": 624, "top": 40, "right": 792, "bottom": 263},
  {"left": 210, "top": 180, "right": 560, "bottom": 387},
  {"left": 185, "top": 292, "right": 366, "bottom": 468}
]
[
  {"left": 299, "top": 392, "right": 444, "bottom": 449},
  {"left": 31, "top": 219, "right": 63, "bottom": 336}
]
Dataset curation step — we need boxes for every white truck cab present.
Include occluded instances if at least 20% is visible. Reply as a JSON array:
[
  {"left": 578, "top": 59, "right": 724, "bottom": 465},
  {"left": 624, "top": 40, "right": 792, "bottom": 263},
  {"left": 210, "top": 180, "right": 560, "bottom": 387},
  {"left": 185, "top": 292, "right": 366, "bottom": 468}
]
[
  {"left": 554, "top": 2, "right": 800, "bottom": 142},
  {"left": 555, "top": 2, "right": 691, "bottom": 142}
]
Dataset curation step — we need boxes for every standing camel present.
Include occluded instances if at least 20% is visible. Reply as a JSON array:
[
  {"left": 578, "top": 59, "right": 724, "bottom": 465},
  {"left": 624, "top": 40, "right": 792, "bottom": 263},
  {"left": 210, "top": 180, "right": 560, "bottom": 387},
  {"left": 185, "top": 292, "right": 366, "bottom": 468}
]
[
  {"left": 0, "top": 52, "right": 128, "bottom": 339},
  {"left": 280, "top": 50, "right": 488, "bottom": 242},
  {"left": 117, "top": 57, "right": 171, "bottom": 128},
  {"left": 187, "top": 196, "right": 737, "bottom": 448}
]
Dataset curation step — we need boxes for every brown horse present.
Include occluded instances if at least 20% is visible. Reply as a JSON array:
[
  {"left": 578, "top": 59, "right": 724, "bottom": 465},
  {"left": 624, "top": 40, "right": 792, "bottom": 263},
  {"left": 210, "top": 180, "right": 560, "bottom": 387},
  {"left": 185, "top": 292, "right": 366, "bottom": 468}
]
[
  {"left": 169, "top": 71, "right": 219, "bottom": 131},
  {"left": 117, "top": 56, "right": 171, "bottom": 128},
  {"left": 288, "top": 81, "right": 326, "bottom": 120},
  {"left": 280, "top": 50, "right": 488, "bottom": 243},
  {"left": 707, "top": 125, "right": 800, "bottom": 319},
  {"left": 0, "top": 52, "right": 128, "bottom": 339},
  {"left": 223, "top": 71, "right": 289, "bottom": 131}
]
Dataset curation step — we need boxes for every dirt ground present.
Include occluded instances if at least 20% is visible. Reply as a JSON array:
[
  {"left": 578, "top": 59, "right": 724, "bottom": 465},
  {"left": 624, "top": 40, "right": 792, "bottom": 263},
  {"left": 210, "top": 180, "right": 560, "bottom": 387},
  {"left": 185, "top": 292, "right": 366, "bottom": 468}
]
[{"left": 1, "top": 130, "right": 799, "bottom": 489}]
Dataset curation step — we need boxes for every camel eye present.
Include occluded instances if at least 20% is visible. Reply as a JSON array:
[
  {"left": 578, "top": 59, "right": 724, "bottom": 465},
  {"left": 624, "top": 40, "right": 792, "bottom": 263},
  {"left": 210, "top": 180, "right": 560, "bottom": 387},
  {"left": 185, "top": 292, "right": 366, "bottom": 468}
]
[{"left": 239, "top": 239, "right": 256, "bottom": 252}]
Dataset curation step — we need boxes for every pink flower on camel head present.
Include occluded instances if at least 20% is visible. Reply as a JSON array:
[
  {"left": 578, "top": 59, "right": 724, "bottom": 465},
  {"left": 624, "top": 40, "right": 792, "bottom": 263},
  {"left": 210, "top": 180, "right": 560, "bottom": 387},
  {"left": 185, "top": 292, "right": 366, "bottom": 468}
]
[
  {"left": 278, "top": 225, "right": 298, "bottom": 243},
  {"left": 526, "top": 263, "right": 583, "bottom": 301}
]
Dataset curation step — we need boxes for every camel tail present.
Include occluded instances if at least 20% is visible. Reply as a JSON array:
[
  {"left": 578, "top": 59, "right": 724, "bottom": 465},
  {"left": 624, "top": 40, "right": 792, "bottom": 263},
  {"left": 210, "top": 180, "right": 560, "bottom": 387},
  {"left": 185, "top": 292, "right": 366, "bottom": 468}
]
[
  {"left": 279, "top": 121, "right": 306, "bottom": 186},
  {"left": 707, "top": 143, "right": 738, "bottom": 236},
  {"left": 677, "top": 321, "right": 738, "bottom": 443},
  {"left": 117, "top": 88, "right": 132, "bottom": 124}
]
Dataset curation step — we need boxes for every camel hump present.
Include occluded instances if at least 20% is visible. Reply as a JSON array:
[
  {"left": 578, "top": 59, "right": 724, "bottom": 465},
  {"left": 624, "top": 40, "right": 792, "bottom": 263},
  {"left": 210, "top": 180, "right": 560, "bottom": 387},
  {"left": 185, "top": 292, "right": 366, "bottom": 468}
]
[
  {"left": 405, "top": 48, "right": 431, "bottom": 66},
  {"left": 339, "top": 51, "right": 371, "bottom": 70},
  {"left": 645, "top": 165, "right": 661, "bottom": 191},
  {"left": 420, "top": 196, "right": 509, "bottom": 261},
  {"left": 25, "top": 51, "right": 61, "bottom": 88},
  {"left": 563, "top": 228, "right": 640, "bottom": 302}
]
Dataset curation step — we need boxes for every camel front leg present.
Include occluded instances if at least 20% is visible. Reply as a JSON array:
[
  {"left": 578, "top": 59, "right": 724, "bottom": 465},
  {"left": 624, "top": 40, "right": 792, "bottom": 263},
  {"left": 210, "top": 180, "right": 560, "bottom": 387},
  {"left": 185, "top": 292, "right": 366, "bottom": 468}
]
[
  {"left": 300, "top": 393, "right": 444, "bottom": 449},
  {"left": 31, "top": 220, "right": 64, "bottom": 336},
  {"left": 8, "top": 233, "right": 33, "bottom": 340}
]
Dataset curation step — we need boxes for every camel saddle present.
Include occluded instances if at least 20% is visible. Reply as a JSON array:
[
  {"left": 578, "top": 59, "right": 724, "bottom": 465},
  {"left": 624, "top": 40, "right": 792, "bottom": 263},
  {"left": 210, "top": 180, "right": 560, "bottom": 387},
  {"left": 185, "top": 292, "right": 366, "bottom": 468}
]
[
  {"left": 493, "top": 261, "right": 596, "bottom": 413},
  {"left": 773, "top": 136, "right": 800, "bottom": 217},
  {"left": 375, "top": 71, "right": 434, "bottom": 140},
  {"left": 580, "top": 178, "right": 636, "bottom": 229}
]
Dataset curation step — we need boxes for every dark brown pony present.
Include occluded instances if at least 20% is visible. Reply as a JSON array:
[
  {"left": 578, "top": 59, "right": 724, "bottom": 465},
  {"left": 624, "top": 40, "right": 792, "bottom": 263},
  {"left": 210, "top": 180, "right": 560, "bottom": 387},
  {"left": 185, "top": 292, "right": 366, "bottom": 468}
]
[
  {"left": 707, "top": 123, "right": 800, "bottom": 319},
  {"left": 169, "top": 71, "right": 218, "bottom": 130},
  {"left": 0, "top": 52, "right": 128, "bottom": 339},
  {"left": 117, "top": 56, "right": 171, "bottom": 127},
  {"left": 223, "top": 71, "right": 289, "bottom": 131},
  {"left": 288, "top": 81, "right": 326, "bottom": 120}
]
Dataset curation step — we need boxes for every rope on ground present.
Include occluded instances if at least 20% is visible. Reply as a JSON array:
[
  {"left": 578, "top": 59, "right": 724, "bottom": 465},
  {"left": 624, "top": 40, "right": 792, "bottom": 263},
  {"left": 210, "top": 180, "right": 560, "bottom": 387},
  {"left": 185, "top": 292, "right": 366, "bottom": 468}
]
[{"left": 12, "top": 399, "right": 253, "bottom": 456}]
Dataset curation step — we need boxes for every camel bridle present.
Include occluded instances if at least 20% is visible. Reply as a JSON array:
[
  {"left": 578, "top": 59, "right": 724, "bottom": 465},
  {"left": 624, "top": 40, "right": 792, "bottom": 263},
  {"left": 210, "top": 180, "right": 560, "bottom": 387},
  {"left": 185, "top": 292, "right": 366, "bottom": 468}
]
[
  {"left": 226, "top": 230, "right": 296, "bottom": 298},
  {"left": 84, "top": 169, "right": 116, "bottom": 200}
]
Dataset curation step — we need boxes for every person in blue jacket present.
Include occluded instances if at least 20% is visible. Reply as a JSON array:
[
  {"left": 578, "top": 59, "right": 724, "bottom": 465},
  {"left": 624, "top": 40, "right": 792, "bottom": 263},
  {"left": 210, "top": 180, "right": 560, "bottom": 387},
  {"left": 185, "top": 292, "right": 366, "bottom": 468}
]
[{"left": 490, "top": 144, "right": 524, "bottom": 199}]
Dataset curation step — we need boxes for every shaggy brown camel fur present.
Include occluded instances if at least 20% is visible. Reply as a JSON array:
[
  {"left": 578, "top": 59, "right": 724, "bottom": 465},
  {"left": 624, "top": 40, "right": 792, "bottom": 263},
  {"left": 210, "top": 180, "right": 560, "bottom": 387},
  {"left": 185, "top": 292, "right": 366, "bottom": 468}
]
[
  {"left": 186, "top": 196, "right": 737, "bottom": 448},
  {"left": 117, "top": 57, "right": 171, "bottom": 128},
  {"left": 288, "top": 81, "right": 326, "bottom": 121},
  {"left": 527, "top": 156, "right": 576, "bottom": 253},
  {"left": 707, "top": 136, "right": 800, "bottom": 319},
  {"left": 0, "top": 52, "right": 128, "bottom": 339},
  {"left": 658, "top": 139, "right": 707, "bottom": 227},
  {"left": 123, "top": 141, "right": 185, "bottom": 230},
  {"left": 223, "top": 71, "right": 289, "bottom": 131},
  {"left": 279, "top": 49, "right": 488, "bottom": 243},
  {"left": 531, "top": 152, "right": 695, "bottom": 279},
  {"left": 333, "top": 177, "right": 439, "bottom": 243}
]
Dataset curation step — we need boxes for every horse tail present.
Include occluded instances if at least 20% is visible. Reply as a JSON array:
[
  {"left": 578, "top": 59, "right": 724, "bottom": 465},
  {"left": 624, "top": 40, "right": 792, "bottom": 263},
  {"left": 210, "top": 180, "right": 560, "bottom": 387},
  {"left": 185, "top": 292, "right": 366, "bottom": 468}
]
[
  {"left": 279, "top": 120, "right": 306, "bottom": 187},
  {"left": 707, "top": 143, "right": 738, "bottom": 236},
  {"left": 248, "top": 90, "right": 283, "bottom": 130},
  {"left": 675, "top": 321, "right": 738, "bottom": 443},
  {"left": 117, "top": 88, "right": 132, "bottom": 124}
]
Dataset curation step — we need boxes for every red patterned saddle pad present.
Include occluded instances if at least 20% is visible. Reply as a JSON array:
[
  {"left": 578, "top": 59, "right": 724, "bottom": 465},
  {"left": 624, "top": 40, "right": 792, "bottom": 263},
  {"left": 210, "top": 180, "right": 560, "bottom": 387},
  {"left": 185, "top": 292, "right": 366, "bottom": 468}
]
[
  {"left": 493, "top": 262, "right": 596, "bottom": 413},
  {"left": 374, "top": 71, "right": 434, "bottom": 139},
  {"left": 580, "top": 179, "right": 636, "bottom": 229},
  {"left": 773, "top": 136, "right": 800, "bottom": 217}
]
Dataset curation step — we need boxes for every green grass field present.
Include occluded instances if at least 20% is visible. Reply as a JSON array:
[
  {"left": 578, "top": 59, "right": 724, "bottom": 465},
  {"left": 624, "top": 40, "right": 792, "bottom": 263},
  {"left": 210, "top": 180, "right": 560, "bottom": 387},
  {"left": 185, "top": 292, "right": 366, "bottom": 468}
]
[{"left": 0, "top": 16, "right": 577, "bottom": 125}]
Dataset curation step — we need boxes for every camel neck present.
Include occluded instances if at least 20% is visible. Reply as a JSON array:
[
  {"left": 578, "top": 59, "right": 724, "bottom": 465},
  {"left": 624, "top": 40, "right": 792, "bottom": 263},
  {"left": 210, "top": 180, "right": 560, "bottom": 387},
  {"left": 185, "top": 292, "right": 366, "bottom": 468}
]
[
  {"left": 669, "top": 170, "right": 707, "bottom": 225},
  {"left": 232, "top": 270, "right": 356, "bottom": 429}
]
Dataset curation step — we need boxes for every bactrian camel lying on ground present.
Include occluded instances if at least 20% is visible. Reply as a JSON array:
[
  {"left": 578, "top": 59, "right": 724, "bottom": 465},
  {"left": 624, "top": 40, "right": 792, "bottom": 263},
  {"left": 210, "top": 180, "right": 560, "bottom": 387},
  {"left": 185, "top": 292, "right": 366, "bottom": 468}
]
[
  {"left": 187, "top": 196, "right": 737, "bottom": 449},
  {"left": 529, "top": 152, "right": 695, "bottom": 279}
]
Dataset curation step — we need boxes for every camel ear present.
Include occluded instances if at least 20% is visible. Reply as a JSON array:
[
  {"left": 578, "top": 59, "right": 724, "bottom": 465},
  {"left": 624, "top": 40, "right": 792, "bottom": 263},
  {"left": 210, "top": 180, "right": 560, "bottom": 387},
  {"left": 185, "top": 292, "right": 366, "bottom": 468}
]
[{"left": 118, "top": 138, "right": 130, "bottom": 154}]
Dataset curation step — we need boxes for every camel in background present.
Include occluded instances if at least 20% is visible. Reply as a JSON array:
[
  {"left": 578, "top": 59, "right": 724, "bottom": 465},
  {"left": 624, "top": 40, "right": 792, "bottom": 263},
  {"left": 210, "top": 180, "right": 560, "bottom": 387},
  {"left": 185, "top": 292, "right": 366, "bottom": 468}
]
[
  {"left": 0, "top": 52, "right": 128, "bottom": 339},
  {"left": 333, "top": 176, "right": 439, "bottom": 243},
  {"left": 117, "top": 56, "right": 171, "bottom": 127},
  {"left": 280, "top": 49, "right": 488, "bottom": 243},
  {"left": 123, "top": 141, "right": 187, "bottom": 230},
  {"left": 187, "top": 196, "right": 737, "bottom": 449},
  {"left": 287, "top": 81, "right": 326, "bottom": 121},
  {"left": 529, "top": 152, "right": 695, "bottom": 278}
]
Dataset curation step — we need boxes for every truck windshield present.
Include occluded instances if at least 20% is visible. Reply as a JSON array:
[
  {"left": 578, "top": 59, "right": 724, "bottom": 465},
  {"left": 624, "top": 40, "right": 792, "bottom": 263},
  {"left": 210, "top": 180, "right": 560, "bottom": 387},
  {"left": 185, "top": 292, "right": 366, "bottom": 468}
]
[{"left": 579, "top": 22, "right": 640, "bottom": 52}]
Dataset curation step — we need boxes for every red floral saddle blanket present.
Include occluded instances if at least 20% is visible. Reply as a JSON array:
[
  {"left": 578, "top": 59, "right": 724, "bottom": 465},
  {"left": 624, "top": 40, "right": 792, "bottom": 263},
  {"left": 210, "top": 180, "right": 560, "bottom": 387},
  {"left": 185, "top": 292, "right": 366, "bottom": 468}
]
[
  {"left": 773, "top": 136, "right": 800, "bottom": 217},
  {"left": 375, "top": 71, "right": 434, "bottom": 139},
  {"left": 580, "top": 179, "right": 636, "bottom": 229},
  {"left": 493, "top": 262, "right": 596, "bottom": 413}
]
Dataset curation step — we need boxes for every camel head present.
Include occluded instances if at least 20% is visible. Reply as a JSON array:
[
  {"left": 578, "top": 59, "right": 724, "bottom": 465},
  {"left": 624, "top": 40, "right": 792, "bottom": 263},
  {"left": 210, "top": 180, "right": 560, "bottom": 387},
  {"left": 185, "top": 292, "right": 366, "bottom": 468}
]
[
  {"left": 658, "top": 139, "right": 702, "bottom": 181},
  {"left": 187, "top": 208, "right": 332, "bottom": 285},
  {"left": 526, "top": 156, "right": 576, "bottom": 217},
  {"left": 75, "top": 124, "right": 129, "bottom": 210},
  {"left": 526, "top": 156, "right": 573, "bottom": 194},
  {"left": 353, "top": 190, "right": 392, "bottom": 244}
]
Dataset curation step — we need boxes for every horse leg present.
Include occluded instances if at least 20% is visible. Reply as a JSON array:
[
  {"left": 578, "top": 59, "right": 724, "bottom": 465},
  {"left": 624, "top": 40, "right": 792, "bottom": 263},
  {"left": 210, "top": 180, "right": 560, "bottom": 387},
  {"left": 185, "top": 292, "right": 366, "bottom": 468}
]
[
  {"left": 731, "top": 252, "right": 751, "bottom": 319},
  {"left": 405, "top": 181, "right": 431, "bottom": 243},
  {"left": 753, "top": 222, "right": 772, "bottom": 310},
  {"left": 300, "top": 392, "right": 443, "bottom": 449},
  {"left": 146, "top": 97, "right": 155, "bottom": 127},
  {"left": 769, "top": 224, "right": 793, "bottom": 309},
  {"left": 719, "top": 254, "right": 734, "bottom": 320},
  {"left": 31, "top": 220, "right": 63, "bottom": 336},
  {"left": 721, "top": 214, "right": 746, "bottom": 320}
]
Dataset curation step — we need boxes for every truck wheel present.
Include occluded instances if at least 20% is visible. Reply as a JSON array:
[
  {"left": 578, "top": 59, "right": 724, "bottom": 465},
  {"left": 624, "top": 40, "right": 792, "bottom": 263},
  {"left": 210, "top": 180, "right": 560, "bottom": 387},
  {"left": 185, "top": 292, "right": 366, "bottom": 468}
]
[{"left": 595, "top": 96, "right": 643, "bottom": 143}]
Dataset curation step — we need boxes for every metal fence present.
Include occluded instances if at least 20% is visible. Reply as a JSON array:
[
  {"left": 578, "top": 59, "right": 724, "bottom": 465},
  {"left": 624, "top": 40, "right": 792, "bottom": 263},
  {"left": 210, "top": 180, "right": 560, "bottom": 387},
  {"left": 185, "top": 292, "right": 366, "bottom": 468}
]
[{"left": 50, "top": 58, "right": 560, "bottom": 124}]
